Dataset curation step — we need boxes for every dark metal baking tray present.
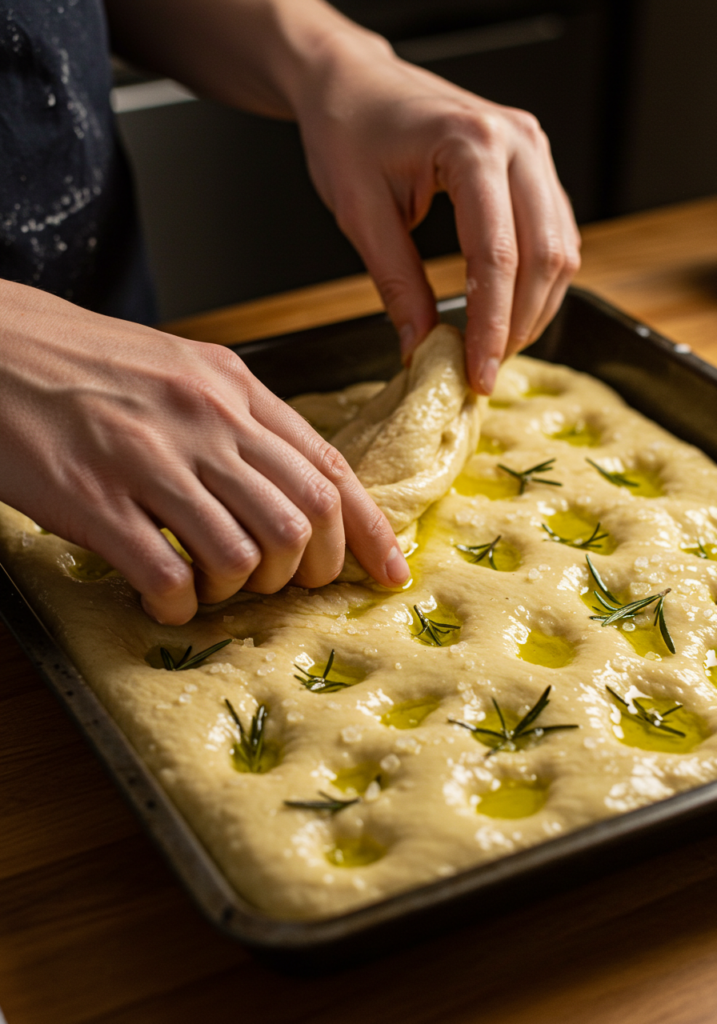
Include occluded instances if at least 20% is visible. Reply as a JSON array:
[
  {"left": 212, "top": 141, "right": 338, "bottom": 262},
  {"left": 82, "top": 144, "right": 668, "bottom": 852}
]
[{"left": 2, "top": 286, "right": 717, "bottom": 971}]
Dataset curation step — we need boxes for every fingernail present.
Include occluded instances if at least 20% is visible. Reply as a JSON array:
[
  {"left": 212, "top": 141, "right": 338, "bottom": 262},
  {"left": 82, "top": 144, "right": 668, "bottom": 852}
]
[
  {"left": 385, "top": 544, "right": 411, "bottom": 585},
  {"left": 479, "top": 357, "right": 500, "bottom": 395},
  {"left": 399, "top": 324, "right": 416, "bottom": 359}
]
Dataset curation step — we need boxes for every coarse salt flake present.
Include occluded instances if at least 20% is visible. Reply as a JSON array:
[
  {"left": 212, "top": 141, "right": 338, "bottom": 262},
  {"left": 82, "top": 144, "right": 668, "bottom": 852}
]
[
  {"left": 380, "top": 754, "right": 401, "bottom": 772},
  {"left": 341, "top": 726, "right": 362, "bottom": 744}
]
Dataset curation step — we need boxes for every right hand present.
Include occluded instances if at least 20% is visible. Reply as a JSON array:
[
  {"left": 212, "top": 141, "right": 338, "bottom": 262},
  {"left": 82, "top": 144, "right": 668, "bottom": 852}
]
[
  {"left": 0, "top": 280, "right": 410, "bottom": 624},
  {"left": 292, "top": 29, "right": 581, "bottom": 394}
]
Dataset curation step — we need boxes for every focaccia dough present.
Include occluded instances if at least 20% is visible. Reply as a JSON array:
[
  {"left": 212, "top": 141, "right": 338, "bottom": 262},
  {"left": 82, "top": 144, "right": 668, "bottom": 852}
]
[
  {"left": 328, "top": 324, "right": 483, "bottom": 579},
  {"left": 2, "top": 352, "right": 717, "bottom": 922}
]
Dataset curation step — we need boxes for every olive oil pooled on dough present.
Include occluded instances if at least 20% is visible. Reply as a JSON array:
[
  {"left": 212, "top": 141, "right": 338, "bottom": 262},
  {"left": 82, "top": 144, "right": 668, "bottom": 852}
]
[{"left": 1, "top": 341, "right": 717, "bottom": 922}]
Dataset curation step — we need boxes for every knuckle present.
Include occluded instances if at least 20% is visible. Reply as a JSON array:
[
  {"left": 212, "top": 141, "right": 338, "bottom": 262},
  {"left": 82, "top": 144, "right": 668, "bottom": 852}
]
[
  {"left": 167, "top": 361, "right": 250, "bottom": 418},
  {"left": 477, "top": 312, "right": 511, "bottom": 343},
  {"left": 207, "top": 342, "right": 239, "bottom": 370},
  {"left": 485, "top": 236, "right": 519, "bottom": 275},
  {"left": 363, "top": 501, "right": 391, "bottom": 545},
  {"left": 511, "top": 108, "right": 543, "bottom": 142},
  {"left": 147, "top": 558, "right": 192, "bottom": 601},
  {"left": 206, "top": 345, "right": 253, "bottom": 392},
  {"left": 169, "top": 373, "right": 225, "bottom": 416},
  {"left": 222, "top": 539, "right": 261, "bottom": 579},
  {"left": 534, "top": 238, "right": 565, "bottom": 278},
  {"left": 434, "top": 110, "right": 506, "bottom": 167},
  {"left": 276, "top": 512, "right": 312, "bottom": 552},
  {"left": 466, "top": 111, "right": 505, "bottom": 151},
  {"left": 374, "top": 273, "right": 414, "bottom": 312},
  {"left": 564, "top": 245, "right": 582, "bottom": 276},
  {"left": 458, "top": 113, "right": 503, "bottom": 152},
  {"left": 510, "top": 324, "right": 533, "bottom": 346},
  {"left": 304, "top": 475, "right": 341, "bottom": 522},
  {"left": 311, "top": 439, "right": 351, "bottom": 486}
]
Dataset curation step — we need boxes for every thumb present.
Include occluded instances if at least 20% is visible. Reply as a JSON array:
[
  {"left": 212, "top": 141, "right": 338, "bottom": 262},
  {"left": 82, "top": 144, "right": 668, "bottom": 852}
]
[{"left": 337, "top": 185, "right": 438, "bottom": 361}]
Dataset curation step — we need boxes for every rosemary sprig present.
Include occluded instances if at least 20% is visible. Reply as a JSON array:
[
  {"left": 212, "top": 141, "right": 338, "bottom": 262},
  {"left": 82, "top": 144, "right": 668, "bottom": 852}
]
[
  {"left": 586, "top": 457, "right": 638, "bottom": 488},
  {"left": 413, "top": 605, "right": 460, "bottom": 646},
  {"left": 695, "top": 540, "right": 710, "bottom": 559},
  {"left": 606, "top": 685, "right": 685, "bottom": 737},
  {"left": 225, "top": 699, "right": 269, "bottom": 772},
  {"left": 497, "top": 458, "right": 562, "bottom": 495},
  {"left": 585, "top": 553, "right": 618, "bottom": 602},
  {"left": 284, "top": 791, "right": 360, "bottom": 814},
  {"left": 456, "top": 535, "right": 501, "bottom": 569},
  {"left": 542, "top": 521, "right": 608, "bottom": 551},
  {"left": 160, "top": 637, "right": 232, "bottom": 671},
  {"left": 585, "top": 555, "right": 675, "bottom": 653},
  {"left": 293, "top": 649, "right": 350, "bottom": 693},
  {"left": 450, "top": 685, "right": 578, "bottom": 756}
]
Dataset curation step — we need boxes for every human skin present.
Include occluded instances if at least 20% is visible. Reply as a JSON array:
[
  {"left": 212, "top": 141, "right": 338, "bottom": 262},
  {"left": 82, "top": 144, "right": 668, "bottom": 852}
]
[
  {"left": 0, "top": 280, "right": 408, "bottom": 624},
  {"left": 105, "top": 0, "right": 581, "bottom": 392},
  {"left": 0, "top": 0, "right": 580, "bottom": 625}
]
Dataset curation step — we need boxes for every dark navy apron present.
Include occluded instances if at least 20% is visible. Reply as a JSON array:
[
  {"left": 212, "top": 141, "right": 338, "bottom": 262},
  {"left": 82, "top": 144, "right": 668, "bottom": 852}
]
[{"left": 0, "top": 0, "right": 156, "bottom": 323}]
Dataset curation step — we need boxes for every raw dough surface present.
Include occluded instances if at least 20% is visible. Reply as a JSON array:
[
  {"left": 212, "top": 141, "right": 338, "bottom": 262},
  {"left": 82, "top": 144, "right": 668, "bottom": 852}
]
[{"left": 2, "top": 351, "right": 717, "bottom": 921}]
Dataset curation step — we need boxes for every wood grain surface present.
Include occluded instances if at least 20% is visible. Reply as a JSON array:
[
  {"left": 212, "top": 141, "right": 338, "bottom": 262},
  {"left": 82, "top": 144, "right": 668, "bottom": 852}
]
[{"left": 3, "top": 197, "right": 717, "bottom": 1024}]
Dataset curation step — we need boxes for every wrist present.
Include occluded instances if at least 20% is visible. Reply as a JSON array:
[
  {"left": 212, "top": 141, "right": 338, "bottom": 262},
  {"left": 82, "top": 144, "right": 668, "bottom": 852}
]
[{"left": 269, "top": 2, "right": 394, "bottom": 122}]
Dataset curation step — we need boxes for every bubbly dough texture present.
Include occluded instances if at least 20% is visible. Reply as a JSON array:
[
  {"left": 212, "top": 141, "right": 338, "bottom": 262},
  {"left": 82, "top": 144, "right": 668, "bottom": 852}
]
[{"left": 2, "top": 354, "right": 717, "bottom": 922}]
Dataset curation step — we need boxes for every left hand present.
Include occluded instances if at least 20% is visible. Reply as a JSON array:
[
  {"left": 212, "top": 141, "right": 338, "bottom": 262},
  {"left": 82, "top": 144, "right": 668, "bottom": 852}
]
[{"left": 293, "top": 29, "right": 581, "bottom": 394}]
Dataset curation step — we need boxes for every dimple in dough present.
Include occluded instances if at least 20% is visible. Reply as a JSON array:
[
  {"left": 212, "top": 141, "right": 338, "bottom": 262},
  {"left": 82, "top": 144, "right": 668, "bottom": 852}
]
[{"left": 1, "top": 349, "right": 717, "bottom": 922}]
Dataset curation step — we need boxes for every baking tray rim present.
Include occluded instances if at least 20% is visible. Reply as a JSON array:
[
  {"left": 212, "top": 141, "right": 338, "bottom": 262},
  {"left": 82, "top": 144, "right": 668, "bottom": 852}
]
[{"left": 2, "top": 285, "right": 717, "bottom": 958}]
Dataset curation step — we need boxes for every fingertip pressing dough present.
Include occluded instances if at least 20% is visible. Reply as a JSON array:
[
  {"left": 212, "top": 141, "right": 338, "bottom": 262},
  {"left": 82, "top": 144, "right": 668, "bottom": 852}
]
[{"left": 2, "top": 343, "right": 717, "bottom": 921}]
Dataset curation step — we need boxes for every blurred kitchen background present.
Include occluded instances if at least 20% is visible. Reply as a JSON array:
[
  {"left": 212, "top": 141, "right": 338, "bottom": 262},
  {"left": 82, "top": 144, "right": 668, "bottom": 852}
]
[{"left": 112, "top": 0, "right": 717, "bottom": 322}]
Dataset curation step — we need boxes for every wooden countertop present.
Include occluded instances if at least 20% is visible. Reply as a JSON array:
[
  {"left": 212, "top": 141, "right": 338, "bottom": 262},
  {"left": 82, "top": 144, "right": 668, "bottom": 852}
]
[{"left": 3, "top": 196, "right": 717, "bottom": 1024}]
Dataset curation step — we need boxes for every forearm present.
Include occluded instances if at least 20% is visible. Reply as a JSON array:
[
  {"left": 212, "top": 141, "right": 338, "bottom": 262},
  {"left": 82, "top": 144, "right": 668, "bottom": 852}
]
[{"left": 103, "top": 0, "right": 390, "bottom": 120}]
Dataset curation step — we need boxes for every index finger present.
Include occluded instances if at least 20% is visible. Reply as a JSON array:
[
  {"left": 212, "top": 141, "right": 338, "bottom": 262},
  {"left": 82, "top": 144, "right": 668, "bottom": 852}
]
[
  {"left": 440, "top": 146, "right": 518, "bottom": 394},
  {"left": 249, "top": 387, "right": 411, "bottom": 588}
]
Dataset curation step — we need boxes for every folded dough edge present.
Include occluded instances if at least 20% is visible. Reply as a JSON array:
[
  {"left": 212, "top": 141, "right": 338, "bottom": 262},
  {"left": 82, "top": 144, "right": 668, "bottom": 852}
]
[{"left": 331, "top": 323, "right": 483, "bottom": 581}]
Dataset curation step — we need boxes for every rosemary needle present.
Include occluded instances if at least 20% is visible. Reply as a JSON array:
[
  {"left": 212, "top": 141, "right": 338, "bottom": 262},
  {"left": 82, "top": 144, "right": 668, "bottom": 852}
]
[
  {"left": 497, "top": 458, "right": 562, "bottom": 495},
  {"left": 412, "top": 605, "right": 460, "bottom": 646},
  {"left": 606, "top": 685, "right": 685, "bottom": 737},
  {"left": 586, "top": 458, "right": 638, "bottom": 488},
  {"left": 450, "top": 685, "right": 578, "bottom": 756},
  {"left": 284, "top": 791, "right": 360, "bottom": 814},
  {"left": 542, "top": 521, "right": 608, "bottom": 551},
  {"left": 456, "top": 535, "right": 502, "bottom": 568},
  {"left": 585, "top": 553, "right": 618, "bottom": 602},
  {"left": 585, "top": 555, "right": 675, "bottom": 653},
  {"left": 294, "top": 649, "right": 351, "bottom": 693},
  {"left": 225, "top": 699, "right": 269, "bottom": 773},
  {"left": 160, "top": 637, "right": 232, "bottom": 671}
]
